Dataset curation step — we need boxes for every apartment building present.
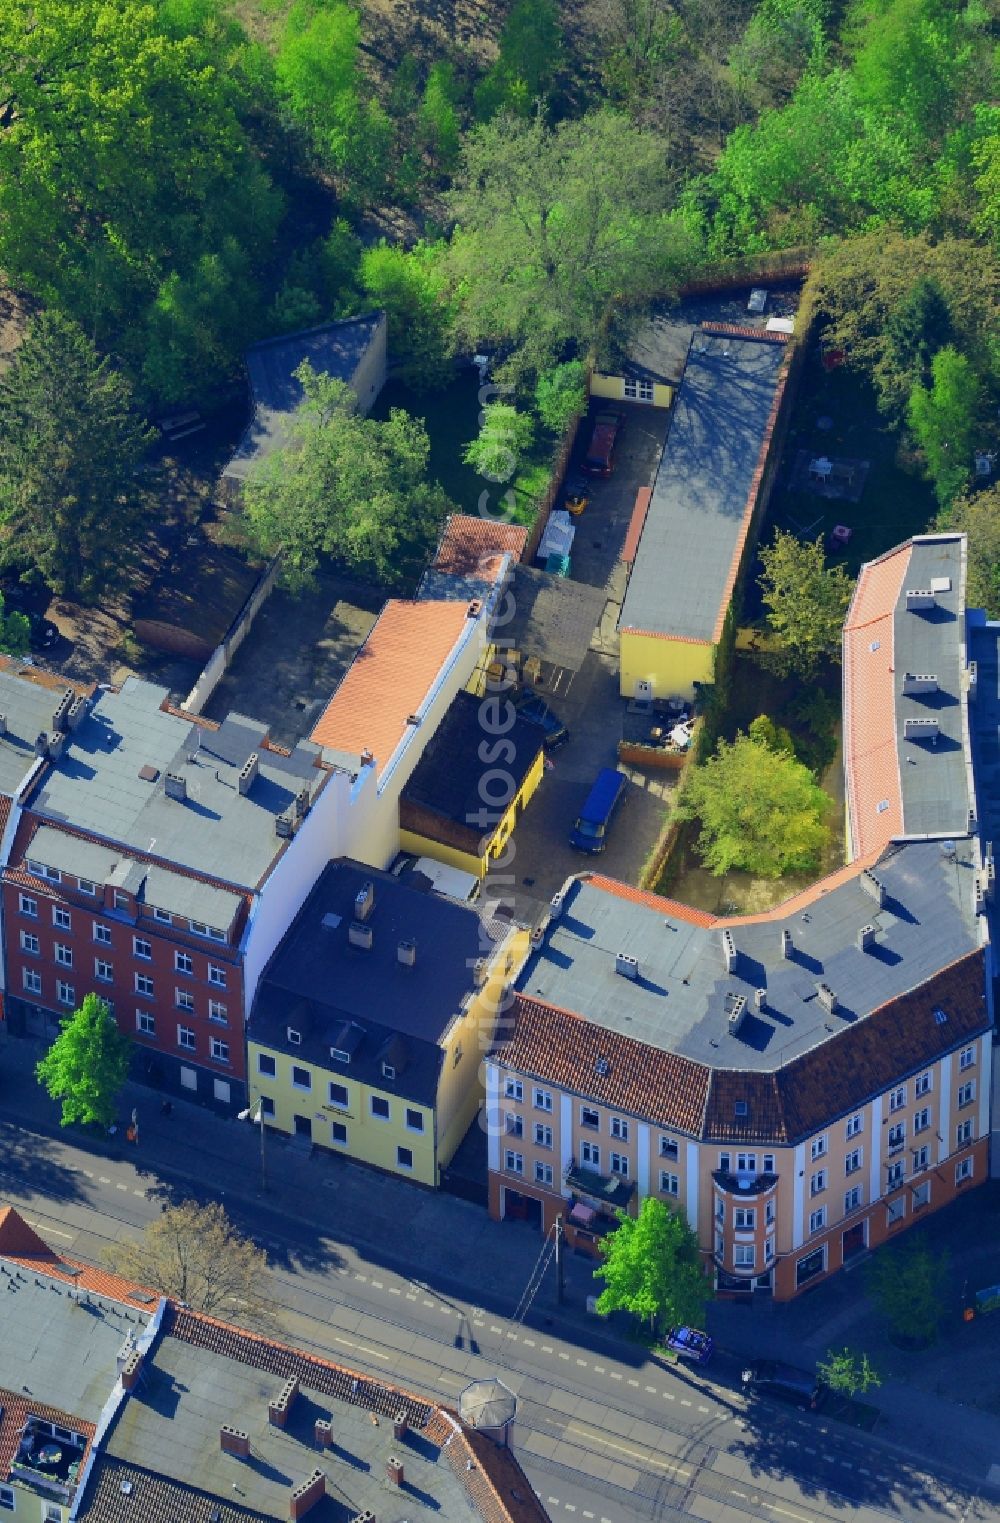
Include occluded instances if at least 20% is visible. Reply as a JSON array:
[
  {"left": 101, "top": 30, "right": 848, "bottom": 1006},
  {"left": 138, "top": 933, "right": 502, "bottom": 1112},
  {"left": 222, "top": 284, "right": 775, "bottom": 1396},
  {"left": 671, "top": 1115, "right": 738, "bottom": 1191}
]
[{"left": 2, "top": 678, "right": 363, "bottom": 1108}]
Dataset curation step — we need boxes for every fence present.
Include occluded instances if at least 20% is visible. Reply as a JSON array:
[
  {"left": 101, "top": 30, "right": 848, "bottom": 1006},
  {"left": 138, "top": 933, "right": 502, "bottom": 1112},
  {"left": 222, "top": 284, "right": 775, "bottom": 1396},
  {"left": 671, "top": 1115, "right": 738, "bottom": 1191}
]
[
  {"left": 521, "top": 411, "right": 584, "bottom": 564},
  {"left": 679, "top": 247, "right": 814, "bottom": 297},
  {"left": 181, "top": 554, "right": 282, "bottom": 714}
]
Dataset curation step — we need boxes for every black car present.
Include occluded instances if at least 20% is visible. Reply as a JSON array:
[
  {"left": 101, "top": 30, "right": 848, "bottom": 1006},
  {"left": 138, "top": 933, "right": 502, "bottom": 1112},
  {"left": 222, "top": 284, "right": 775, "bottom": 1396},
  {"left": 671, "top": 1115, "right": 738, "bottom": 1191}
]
[
  {"left": 27, "top": 612, "right": 60, "bottom": 653},
  {"left": 741, "top": 1361, "right": 826, "bottom": 1410},
  {"left": 513, "top": 689, "right": 570, "bottom": 751}
]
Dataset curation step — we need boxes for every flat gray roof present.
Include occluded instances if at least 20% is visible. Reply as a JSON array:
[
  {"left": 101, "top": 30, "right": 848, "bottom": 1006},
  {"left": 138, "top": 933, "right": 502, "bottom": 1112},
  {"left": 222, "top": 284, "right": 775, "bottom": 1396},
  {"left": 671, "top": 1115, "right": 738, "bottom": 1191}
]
[
  {"left": 619, "top": 333, "right": 785, "bottom": 644},
  {"left": 894, "top": 536, "right": 972, "bottom": 837},
  {"left": 506, "top": 564, "right": 607, "bottom": 673},
  {"left": 970, "top": 620, "right": 1000, "bottom": 863},
  {"left": 598, "top": 284, "right": 802, "bottom": 386},
  {"left": 518, "top": 839, "right": 980, "bottom": 1072},
  {"left": 0, "top": 668, "right": 75, "bottom": 799},
  {"left": 224, "top": 314, "right": 383, "bottom": 481},
  {"left": 30, "top": 679, "right": 324, "bottom": 895}
]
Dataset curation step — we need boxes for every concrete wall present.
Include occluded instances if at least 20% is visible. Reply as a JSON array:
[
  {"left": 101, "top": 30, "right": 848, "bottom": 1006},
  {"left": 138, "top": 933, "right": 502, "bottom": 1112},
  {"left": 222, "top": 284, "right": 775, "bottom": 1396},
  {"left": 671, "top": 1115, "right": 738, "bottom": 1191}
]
[
  {"left": 619, "top": 629, "right": 715, "bottom": 701},
  {"left": 351, "top": 312, "right": 389, "bottom": 415},
  {"left": 181, "top": 556, "right": 282, "bottom": 716}
]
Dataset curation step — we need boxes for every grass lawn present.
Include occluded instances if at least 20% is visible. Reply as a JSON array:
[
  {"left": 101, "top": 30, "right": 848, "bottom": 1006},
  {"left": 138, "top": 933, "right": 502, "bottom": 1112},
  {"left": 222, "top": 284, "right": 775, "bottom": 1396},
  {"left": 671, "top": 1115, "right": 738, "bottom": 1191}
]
[{"left": 371, "top": 371, "right": 486, "bottom": 513}]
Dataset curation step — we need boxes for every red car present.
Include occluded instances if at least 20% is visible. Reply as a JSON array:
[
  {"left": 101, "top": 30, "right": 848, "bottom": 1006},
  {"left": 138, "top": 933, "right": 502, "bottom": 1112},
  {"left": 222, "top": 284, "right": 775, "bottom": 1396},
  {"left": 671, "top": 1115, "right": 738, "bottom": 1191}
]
[{"left": 582, "top": 410, "right": 625, "bottom": 476}]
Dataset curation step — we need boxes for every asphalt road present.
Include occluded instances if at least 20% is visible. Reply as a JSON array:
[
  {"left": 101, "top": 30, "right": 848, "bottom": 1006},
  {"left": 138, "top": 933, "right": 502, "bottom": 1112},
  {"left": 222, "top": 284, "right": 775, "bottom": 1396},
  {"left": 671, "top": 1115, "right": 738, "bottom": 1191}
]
[{"left": 0, "top": 1127, "right": 992, "bottom": 1523}]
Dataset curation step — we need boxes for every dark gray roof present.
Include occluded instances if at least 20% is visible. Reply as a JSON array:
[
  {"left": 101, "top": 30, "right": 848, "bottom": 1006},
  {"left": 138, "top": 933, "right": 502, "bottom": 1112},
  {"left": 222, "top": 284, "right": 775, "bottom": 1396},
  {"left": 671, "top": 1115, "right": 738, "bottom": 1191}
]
[
  {"left": 417, "top": 568, "right": 494, "bottom": 603},
  {"left": 401, "top": 690, "right": 543, "bottom": 828},
  {"left": 224, "top": 314, "right": 383, "bottom": 481},
  {"left": 505, "top": 565, "right": 607, "bottom": 673},
  {"left": 0, "top": 668, "right": 77, "bottom": 799},
  {"left": 970, "top": 619, "right": 1000, "bottom": 869},
  {"left": 598, "top": 285, "right": 801, "bottom": 386},
  {"left": 619, "top": 333, "right": 785, "bottom": 644},
  {"left": 894, "top": 536, "right": 972, "bottom": 837},
  {"left": 518, "top": 839, "right": 981, "bottom": 1072},
  {"left": 30, "top": 679, "right": 325, "bottom": 896}
]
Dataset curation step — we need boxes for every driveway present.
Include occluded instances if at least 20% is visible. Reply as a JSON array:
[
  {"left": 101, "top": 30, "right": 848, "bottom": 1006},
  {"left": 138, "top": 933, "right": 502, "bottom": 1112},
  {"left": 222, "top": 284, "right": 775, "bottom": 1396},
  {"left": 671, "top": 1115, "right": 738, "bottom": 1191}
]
[{"left": 569, "top": 401, "right": 670, "bottom": 593}]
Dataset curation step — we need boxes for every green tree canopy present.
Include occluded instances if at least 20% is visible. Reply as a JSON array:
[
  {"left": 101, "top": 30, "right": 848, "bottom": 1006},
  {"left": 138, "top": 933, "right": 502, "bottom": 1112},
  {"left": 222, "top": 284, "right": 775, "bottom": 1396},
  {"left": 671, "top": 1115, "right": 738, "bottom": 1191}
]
[
  {"left": 678, "top": 731, "right": 832, "bottom": 878},
  {"left": 908, "top": 344, "right": 981, "bottom": 508},
  {"left": 0, "top": 595, "right": 30, "bottom": 657},
  {"left": 817, "top": 1347, "right": 882, "bottom": 1398},
  {"left": 463, "top": 403, "right": 534, "bottom": 482},
  {"left": 243, "top": 366, "right": 454, "bottom": 586},
  {"left": 758, "top": 532, "right": 854, "bottom": 678},
  {"left": 0, "top": 313, "right": 154, "bottom": 599},
  {"left": 473, "top": 0, "right": 563, "bottom": 120},
  {"left": 534, "top": 361, "right": 587, "bottom": 435},
  {"left": 865, "top": 1234, "right": 949, "bottom": 1347},
  {"left": 35, "top": 994, "right": 132, "bottom": 1129},
  {"left": 939, "top": 486, "right": 1000, "bottom": 617},
  {"left": 358, "top": 241, "right": 453, "bottom": 391},
  {"left": 594, "top": 1197, "right": 708, "bottom": 1333}
]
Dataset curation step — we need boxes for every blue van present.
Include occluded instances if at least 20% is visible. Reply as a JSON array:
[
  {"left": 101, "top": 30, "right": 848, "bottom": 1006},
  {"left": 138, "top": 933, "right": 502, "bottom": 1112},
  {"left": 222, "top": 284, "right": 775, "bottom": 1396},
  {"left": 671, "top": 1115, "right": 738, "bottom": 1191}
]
[{"left": 569, "top": 768, "right": 628, "bottom": 853}]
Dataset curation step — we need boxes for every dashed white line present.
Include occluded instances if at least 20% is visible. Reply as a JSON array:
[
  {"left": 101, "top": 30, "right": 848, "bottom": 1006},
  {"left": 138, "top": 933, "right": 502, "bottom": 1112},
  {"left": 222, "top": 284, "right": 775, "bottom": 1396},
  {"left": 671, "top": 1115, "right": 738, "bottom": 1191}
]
[
  {"left": 388, "top": 1286, "right": 400, "bottom": 1295},
  {"left": 645, "top": 1385, "right": 656, "bottom": 1393},
  {"left": 840, "top": 1461, "right": 853, "bottom": 1470},
  {"left": 541, "top": 1345, "right": 553, "bottom": 1353},
  {"left": 355, "top": 1273, "right": 367, "bottom": 1282},
  {"left": 406, "top": 1293, "right": 417, "bottom": 1301},
  {"left": 98, "top": 1176, "right": 111, "bottom": 1184},
  {"left": 115, "top": 1182, "right": 128, "bottom": 1191},
  {"left": 491, "top": 1326, "right": 503, "bottom": 1334},
  {"left": 593, "top": 1365, "right": 604, "bottom": 1374},
  {"left": 609, "top": 1372, "right": 622, "bottom": 1381},
  {"left": 577, "top": 1359, "right": 587, "bottom": 1367},
  {"left": 662, "top": 1392, "right": 674, "bottom": 1400},
  {"left": 423, "top": 1299, "right": 434, "bottom": 1308},
  {"left": 627, "top": 1379, "right": 639, "bottom": 1387},
  {"left": 697, "top": 1405, "right": 710, "bottom": 1414},
  {"left": 132, "top": 1189, "right": 145, "bottom": 1197},
  {"left": 523, "top": 1338, "right": 535, "bottom": 1347},
  {"left": 680, "top": 1399, "right": 691, "bottom": 1407}
]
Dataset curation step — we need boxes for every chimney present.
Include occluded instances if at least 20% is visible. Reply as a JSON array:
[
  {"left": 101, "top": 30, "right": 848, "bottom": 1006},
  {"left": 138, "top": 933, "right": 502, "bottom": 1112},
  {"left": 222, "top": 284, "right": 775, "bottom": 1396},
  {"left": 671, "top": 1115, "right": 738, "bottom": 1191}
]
[
  {"left": 726, "top": 993, "right": 747, "bottom": 1035},
  {"left": 67, "top": 695, "right": 89, "bottom": 731},
  {"left": 288, "top": 1469, "right": 326, "bottom": 1522},
  {"left": 473, "top": 957, "right": 487, "bottom": 985},
  {"left": 405, "top": 713, "right": 422, "bottom": 728},
  {"left": 220, "top": 1426, "right": 250, "bottom": 1458},
  {"left": 754, "top": 987, "right": 767, "bottom": 1012},
  {"left": 314, "top": 1419, "right": 332, "bottom": 1449},
  {"left": 904, "top": 716, "right": 939, "bottom": 741},
  {"left": 615, "top": 951, "right": 639, "bottom": 980},
  {"left": 355, "top": 881, "right": 375, "bottom": 921},
  {"left": 467, "top": 599, "right": 482, "bottom": 619},
  {"left": 902, "top": 673, "right": 939, "bottom": 695},
  {"left": 294, "top": 786, "right": 310, "bottom": 820},
  {"left": 905, "top": 588, "right": 935, "bottom": 610},
  {"left": 34, "top": 730, "right": 48, "bottom": 757},
  {"left": 720, "top": 929, "right": 737, "bottom": 974},
  {"left": 348, "top": 921, "right": 373, "bottom": 951},
  {"left": 46, "top": 731, "right": 66, "bottom": 761},
  {"left": 397, "top": 939, "right": 416, "bottom": 967},
  {"left": 976, "top": 877, "right": 987, "bottom": 915},
  {"left": 349, "top": 1514, "right": 375, "bottom": 1523},
  {"left": 268, "top": 1377, "right": 299, "bottom": 1428},
  {"left": 780, "top": 928, "right": 793, "bottom": 959},
  {"left": 52, "top": 689, "right": 74, "bottom": 732},
  {"left": 120, "top": 1348, "right": 143, "bottom": 1391},
  {"left": 857, "top": 924, "right": 877, "bottom": 952},
  {"left": 275, "top": 811, "right": 295, "bottom": 837},
  {"left": 386, "top": 1458, "right": 404, "bottom": 1487},
  {"left": 549, "top": 891, "right": 565, "bottom": 919},
  {"left": 968, "top": 660, "right": 979, "bottom": 701},
  {"left": 360, "top": 748, "right": 374, "bottom": 768},
  {"left": 816, "top": 982, "right": 839, "bottom": 1014},
  {"left": 392, "top": 1413, "right": 409, "bottom": 1442},
  {"left": 0, "top": 713, "right": 6, "bottom": 736},
  {"left": 164, "top": 771, "right": 187, "bottom": 801},
  {"left": 238, "top": 752, "right": 259, "bottom": 796},
  {"left": 860, "top": 868, "right": 885, "bottom": 906}
]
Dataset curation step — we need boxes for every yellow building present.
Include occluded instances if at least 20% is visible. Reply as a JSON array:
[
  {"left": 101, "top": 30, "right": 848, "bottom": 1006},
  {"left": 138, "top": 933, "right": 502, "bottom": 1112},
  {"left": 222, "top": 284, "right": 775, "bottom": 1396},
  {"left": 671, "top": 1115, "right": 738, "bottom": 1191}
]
[
  {"left": 247, "top": 859, "right": 529, "bottom": 1185},
  {"left": 399, "top": 690, "right": 545, "bottom": 880}
]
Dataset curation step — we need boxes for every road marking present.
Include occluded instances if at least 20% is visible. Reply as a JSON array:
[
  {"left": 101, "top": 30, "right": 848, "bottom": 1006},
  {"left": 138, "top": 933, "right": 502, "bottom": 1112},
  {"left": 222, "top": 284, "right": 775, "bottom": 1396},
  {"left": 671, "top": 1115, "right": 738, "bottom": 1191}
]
[
  {"left": 331, "top": 1334, "right": 390, "bottom": 1363},
  {"left": 858, "top": 1467, "right": 870, "bottom": 1476},
  {"left": 439, "top": 1306, "right": 451, "bottom": 1315},
  {"left": 559, "top": 1353, "right": 569, "bottom": 1361},
  {"left": 548, "top": 1498, "right": 559, "bottom": 1507},
  {"left": 132, "top": 1189, "right": 145, "bottom": 1197},
  {"left": 680, "top": 1399, "right": 691, "bottom": 1407},
  {"left": 81, "top": 1169, "right": 94, "bottom": 1177},
  {"left": 26, "top": 1220, "right": 72, "bottom": 1241},
  {"left": 577, "top": 1359, "right": 587, "bottom": 1366},
  {"left": 803, "top": 1447, "right": 817, "bottom": 1455},
  {"left": 565, "top": 1506, "right": 576, "bottom": 1513},
  {"left": 371, "top": 1280, "right": 383, "bottom": 1289},
  {"left": 523, "top": 1339, "right": 535, "bottom": 1347},
  {"left": 593, "top": 1365, "right": 604, "bottom": 1374},
  {"left": 406, "top": 1293, "right": 417, "bottom": 1301},
  {"left": 115, "top": 1182, "right": 128, "bottom": 1191},
  {"left": 98, "top": 1176, "right": 111, "bottom": 1184},
  {"left": 542, "top": 1345, "right": 553, "bottom": 1353},
  {"left": 627, "top": 1379, "right": 639, "bottom": 1387},
  {"left": 840, "top": 1461, "right": 853, "bottom": 1470},
  {"left": 662, "top": 1392, "right": 674, "bottom": 1400},
  {"left": 565, "top": 1421, "right": 691, "bottom": 1479},
  {"left": 583, "top": 1512, "right": 594, "bottom": 1519},
  {"left": 355, "top": 1273, "right": 367, "bottom": 1282},
  {"left": 388, "top": 1286, "right": 400, "bottom": 1295},
  {"left": 609, "top": 1372, "right": 621, "bottom": 1381},
  {"left": 760, "top": 1505, "right": 812, "bottom": 1523},
  {"left": 423, "top": 1299, "right": 434, "bottom": 1308}
]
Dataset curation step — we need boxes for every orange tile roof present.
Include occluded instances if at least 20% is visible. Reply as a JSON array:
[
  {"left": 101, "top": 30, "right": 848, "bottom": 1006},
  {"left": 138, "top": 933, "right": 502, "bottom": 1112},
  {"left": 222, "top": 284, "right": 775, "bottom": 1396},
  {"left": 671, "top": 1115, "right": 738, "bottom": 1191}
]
[
  {"left": 621, "top": 488, "right": 652, "bottom": 566},
  {"left": 0, "top": 1206, "right": 159, "bottom": 1310},
  {"left": 433, "top": 515, "right": 528, "bottom": 582},
  {"left": 843, "top": 543, "right": 911, "bottom": 859},
  {"left": 586, "top": 873, "right": 717, "bottom": 926},
  {"left": 0, "top": 1390, "right": 96, "bottom": 1479},
  {"left": 310, "top": 599, "right": 475, "bottom": 775}
]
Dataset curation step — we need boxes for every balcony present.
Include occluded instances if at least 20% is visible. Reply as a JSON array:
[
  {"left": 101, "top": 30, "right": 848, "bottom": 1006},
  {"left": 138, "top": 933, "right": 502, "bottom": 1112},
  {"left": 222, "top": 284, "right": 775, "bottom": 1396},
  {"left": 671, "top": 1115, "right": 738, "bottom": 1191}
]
[
  {"left": 713, "top": 1169, "right": 777, "bottom": 1198},
  {"left": 564, "top": 1161, "right": 635, "bottom": 1212},
  {"left": 11, "top": 1418, "right": 86, "bottom": 1501}
]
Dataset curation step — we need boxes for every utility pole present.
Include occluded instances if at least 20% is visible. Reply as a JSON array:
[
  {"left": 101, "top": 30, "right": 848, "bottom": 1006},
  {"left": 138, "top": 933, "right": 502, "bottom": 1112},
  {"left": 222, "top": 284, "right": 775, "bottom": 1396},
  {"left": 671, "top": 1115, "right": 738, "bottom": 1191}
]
[{"left": 555, "top": 1214, "right": 565, "bottom": 1305}]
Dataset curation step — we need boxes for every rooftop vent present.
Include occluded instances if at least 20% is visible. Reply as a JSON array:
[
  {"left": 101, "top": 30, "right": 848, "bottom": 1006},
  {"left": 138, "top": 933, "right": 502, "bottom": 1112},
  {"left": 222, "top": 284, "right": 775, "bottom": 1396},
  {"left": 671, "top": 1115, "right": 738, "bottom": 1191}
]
[
  {"left": 905, "top": 588, "right": 935, "bottom": 611},
  {"left": 734, "top": 1099, "right": 749, "bottom": 1118},
  {"left": 595, "top": 1057, "right": 610, "bottom": 1077},
  {"left": 780, "top": 928, "right": 793, "bottom": 960},
  {"left": 860, "top": 868, "right": 885, "bottom": 905},
  {"left": 720, "top": 929, "right": 737, "bottom": 973},
  {"left": 726, "top": 993, "right": 747, "bottom": 1035},
  {"left": 467, "top": 599, "right": 483, "bottom": 618},
  {"left": 857, "top": 923, "right": 877, "bottom": 952},
  {"left": 360, "top": 748, "right": 374, "bottom": 767},
  {"left": 904, "top": 716, "right": 940, "bottom": 741},
  {"left": 320, "top": 912, "right": 341, "bottom": 930},
  {"left": 530, "top": 926, "right": 544, "bottom": 947},
  {"left": 52, "top": 689, "right": 74, "bottom": 732},
  {"left": 816, "top": 982, "right": 839, "bottom": 1014},
  {"left": 930, "top": 576, "right": 952, "bottom": 594},
  {"left": 615, "top": 951, "right": 639, "bottom": 980},
  {"left": 314, "top": 1419, "right": 332, "bottom": 1449},
  {"left": 164, "top": 771, "right": 187, "bottom": 802},
  {"left": 237, "top": 751, "right": 259, "bottom": 796},
  {"left": 33, "top": 730, "right": 48, "bottom": 757},
  {"left": 387, "top": 1457, "right": 404, "bottom": 1487},
  {"left": 934, "top": 1007, "right": 948, "bottom": 1025},
  {"left": 275, "top": 810, "right": 294, "bottom": 837},
  {"left": 754, "top": 988, "right": 767, "bottom": 1012},
  {"left": 473, "top": 956, "right": 488, "bottom": 984},
  {"left": 67, "top": 696, "right": 89, "bottom": 731},
  {"left": 288, "top": 1468, "right": 326, "bottom": 1521},
  {"left": 0, "top": 714, "right": 6, "bottom": 737},
  {"left": 294, "top": 785, "right": 310, "bottom": 820},
  {"left": 902, "top": 673, "right": 939, "bottom": 695},
  {"left": 406, "top": 713, "right": 422, "bottom": 727},
  {"left": 397, "top": 939, "right": 416, "bottom": 967},
  {"left": 220, "top": 1425, "right": 250, "bottom": 1458},
  {"left": 348, "top": 921, "right": 373, "bottom": 951},
  {"left": 393, "top": 1413, "right": 409, "bottom": 1441},
  {"left": 549, "top": 890, "right": 565, "bottom": 919},
  {"left": 355, "top": 881, "right": 375, "bottom": 922},
  {"left": 46, "top": 730, "right": 66, "bottom": 761},
  {"left": 268, "top": 1377, "right": 299, "bottom": 1429},
  {"left": 138, "top": 764, "right": 159, "bottom": 783}
]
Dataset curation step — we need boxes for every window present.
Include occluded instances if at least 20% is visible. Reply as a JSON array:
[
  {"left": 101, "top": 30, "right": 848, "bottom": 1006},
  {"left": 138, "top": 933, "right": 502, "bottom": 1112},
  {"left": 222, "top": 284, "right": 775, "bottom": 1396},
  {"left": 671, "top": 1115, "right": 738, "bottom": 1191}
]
[
  {"left": 765, "top": 1235, "right": 775, "bottom": 1264},
  {"left": 452, "top": 1042, "right": 463, "bottom": 1068},
  {"left": 957, "top": 1118, "right": 974, "bottom": 1146},
  {"left": 734, "top": 1207, "right": 756, "bottom": 1230},
  {"left": 507, "top": 1113, "right": 523, "bottom": 1137},
  {"left": 43, "top": 1503, "right": 62, "bottom": 1522},
  {"left": 581, "top": 1106, "right": 599, "bottom": 1130},
  {"left": 610, "top": 1152, "right": 629, "bottom": 1177},
  {"left": 913, "top": 1145, "right": 930, "bottom": 1171},
  {"left": 77, "top": 877, "right": 96, "bottom": 896},
  {"left": 714, "top": 1198, "right": 725, "bottom": 1223},
  {"left": 734, "top": 1244, "right": 755, "bottom": 1269},
  {"left": 153, "top": 907, "right": 172, "bottom": 924},
  {"left": 177, "top": 1025, "right": 196, "bottom": 1051},
  {"left": 810, "top": 1135, "right": 828, "bottom": 1161},
  {"left": 763, "top": 1153, "right": 775, "bottom": 1174},
  {"left": 113, "top": 890, "right": 130, "bottom": 910},
  {"left": 20, "top": 930, "right": 39, "bottom": 954},
  {"left": 888, "top": 1122, "right": 905, "bottom": 1150},
  {"left": 135, "top": 973, "right": 153, "bottom": 997},
  {"left": 810, "top": 1169, "right": 827, "bottom": 1196},
  {"left": 846, "top": 1113, "right": 863, "bottom": 1139},
  {"left": 886, "top": 1159, "right": 905, "bottom": 1187},
  {"left": 535, "top": 1161, "right": 554, "bottom": 1185},
  {"left": 611, "top": 1116, "right": 629, "bottom": 1141},
  {"left": 505, "top": 1151, "right": 524, "bottom": 1175},
  {"left": 958, "top": 1080, "right": 976, "bottom": 1108},
  {"left": 809, "top": 1207, "right": 827, "bottom": 1234},
  {"left": 719, "top": 1152, "right": 731, "bottom": 1173},
  {"left": 659, "top": 1171, "right": 679, "bottom": 1195},
  {"left": 715, "top": 1231, "right": 724, "bottom": 1259},
  {"left": 291, "top": 1066, "right": 310, "bottom": 1090},
  {"left": 581, "top": 1141, "right": 600, "bottom": 1168},
  {"left": 93, "top": 923, "right": 112, "bottom": 945},
  {"left": 533, "top": 1087, "right": 553, "bottom": 1112},
  {"left": 624, "top": 377, "right": 654, "bottom": 402},
  {"left": 889, "top": 1085, "right": 906, "bottom": 1112},
  {"left": 406, "top": 1108, "right": 423, "bottom": 1132},
  {"left": 175, "top": 988, "right": 194, "bottom": 1012},
  {"left": 331, "top": 1121, "right": 347, "bottom": 1145},
  {"left": 19, "top": 893, "right": 37, "bottom": 917},
  {"left": 381, "top": 1062, "right": 396, "bottom": 1081},
  {"left": 915, "top": 1070, "right": 932, "bottom": 1096},
  {"left": 956, "top": 1157, "right": 974, "bottom": 1185},
  {"left": 53, "top": 906, "right": 71, "bottom": 930},
  {"left": 845, "top": 1148, "right": 863, "bottom": 1175},
  {"left": 844, "top": 1185, "right": 863, "bottom": 1213},
  {"left": 29, "top": 861, "right": 60, "bottom": 883},
  {"left": 659, "top": 1135, "right": 679, "bottom": 1160},
  {"left": 913, "top": 1180, "right": 931, "bottom": 1209},
  {"left": 913, "top": 1107, "right": 931, "bottom": 1134},
  {"left": 94, "top": 959, "right": 113, "bottom": 983},
  {"left": 56, "top": 980, "right": 74, "bottom": 1006},
  {"left": 210, "top": 1037, "right": 229, "bottom": 1063},
  {"left": 22, "top": 967, "right": 41, "bottom": 995},
  {"left": 887, "top": 1197, "right": 906, "bottom": 1226},
  {"left": 765, "top": 1199, "right": 775, "bottom": 1226},
  {"left": 329, "top": 1082, "right": 349, "bottom": 1108},
  {"left": 133, "top": 936, "right": 152, "bottom": 960},
  {"left": 136, "top": 1010, "right": 155, "bottom": 1036},
  {"left": 54, "top": 943, "right": 72, "bottom": 967},
  {"left": 0, "top": 1483, "right": 12, "bottom": 1509},
  {"left": 397, "top": 1146, "right": 413, "bottom": 1171},
  {"left": 175, "top": 950, "right": 193, "bottom": 975},
  {"left": 287, "top": 1028, "right": 301, "bottom": 1045},
  {"left": 534, "top": 1123, "right": 553, "bottom": 1148},
  {"left": 258, "top": 1053, "right": 276, "bottom": 1077},
  {"left": 208, "top": 964, "right": 227, "bottom": 988},
  {"left": 504, "top": 1078, "right": 523, "bottom": 1102},
  {"left": 208, "top": 1000, "right": 227, "bottom": 1024},
  {"left": 959, "top": 1045, "right": 976, "bottom": 1071},
  {"left": 189, "top": 920, "right": 224, "bottom": 940},
  {"left": 371, "top": 1096, "right": 390, "bottom": 1120},
  {"left": 736, "top": 1153, "right": 756, "bottom": 1174}
]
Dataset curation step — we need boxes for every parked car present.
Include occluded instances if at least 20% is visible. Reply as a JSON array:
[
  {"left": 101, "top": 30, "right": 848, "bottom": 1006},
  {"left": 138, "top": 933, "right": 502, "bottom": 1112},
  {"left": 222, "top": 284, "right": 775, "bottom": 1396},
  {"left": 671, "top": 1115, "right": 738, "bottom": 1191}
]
[
  {"left": 569, "top": 767, "right": 628, "bottom": 853},
  {"left": 582, "top": 410, "right": 625, "bottom": 476},
  {"left": 514, "top": 689, "right": 570, "bottom": 751},
  {"left": 663, "top": 1326, "right": 714, "bottom": 1365},
  {"left": 741, "top": 1361, "right": 826, "bottom": 1410}
]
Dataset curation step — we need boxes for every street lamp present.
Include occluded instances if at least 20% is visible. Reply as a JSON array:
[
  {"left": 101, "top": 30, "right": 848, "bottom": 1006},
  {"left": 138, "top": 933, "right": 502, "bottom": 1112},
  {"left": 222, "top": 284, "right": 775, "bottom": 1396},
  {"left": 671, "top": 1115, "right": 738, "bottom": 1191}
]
[{"left": 238, "top": 1096, "right": 267, "bottom": 1193}]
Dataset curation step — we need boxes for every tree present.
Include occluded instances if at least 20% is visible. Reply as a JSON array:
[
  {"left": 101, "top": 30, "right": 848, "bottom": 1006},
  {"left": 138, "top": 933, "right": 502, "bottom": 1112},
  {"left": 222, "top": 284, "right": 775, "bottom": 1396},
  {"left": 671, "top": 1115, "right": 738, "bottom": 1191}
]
[
  {"left": 104, "top": 1200, "right": 271, "bottom": 1326},
  {"left": 885, "top": 277, "right": 954, "bottom": 394},
  {"left": 758, "top": 532, "right": 854, "bottom": 678},
  {"left": 678, "top": 732, "right": 832, "bottom": 878},
  {"left": 473, "top": 0, "right": 563, "bottom": 120},
  {"left": 464, "top": 403, "right": 534, "bottom": 482},
  {"left": 35, "top": 994, "right": 132, "bottom": 1129},
  {"left": 866, "top": 1234, "right": 949, "bottom": 1347},
  {"left": 0, "top": 595, "right": 30, "bottom": 657},
  {"left": 594, "top": 1197, "right": 708, "bottom": 1333},
  {"left": 358, "top": 242, "right": 453, "bottom": 391},
  {"left": 418, "top": 61, "right": 462, "bottom": 173},
  {"left": 534, "top": 361, "right": 587, "bottom": 436},
  {"left": 907, "top": 345, "right": 980, "bottom": 508},
  {"left": 747, "top": 713, "right": 796, "bottom": 758},
  {"left": 817, "top": 1347, "right": 882, "bottom": 1398},
  {"left": 242, "top": 366, "right": 454, "bottom": 586},
  {"left": 0, "top": 314, "right": 153, "bottom": 599},
  {"left": 939, "top": 486, "right": 1000, "bottom": 617}
]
